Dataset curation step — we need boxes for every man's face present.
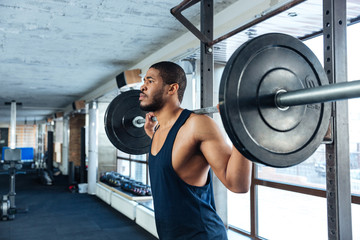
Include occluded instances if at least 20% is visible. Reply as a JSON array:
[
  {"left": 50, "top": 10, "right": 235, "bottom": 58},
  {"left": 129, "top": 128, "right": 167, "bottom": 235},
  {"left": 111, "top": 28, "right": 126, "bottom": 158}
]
[{"left": 139, "top": 68, "right": 166, "bottom": 112}]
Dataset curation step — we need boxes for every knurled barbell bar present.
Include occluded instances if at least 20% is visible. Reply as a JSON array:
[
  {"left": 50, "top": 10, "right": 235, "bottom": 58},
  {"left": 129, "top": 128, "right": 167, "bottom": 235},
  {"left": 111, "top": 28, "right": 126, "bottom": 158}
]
[
  {"left": 132, "top": 106, "right": 219, "bottom": 126},
  {"left": 131, "top": 79, "right": 360, "bottom": 126},
  {"left": 104, "top": 33, "right": 360, "bottom": 168}
]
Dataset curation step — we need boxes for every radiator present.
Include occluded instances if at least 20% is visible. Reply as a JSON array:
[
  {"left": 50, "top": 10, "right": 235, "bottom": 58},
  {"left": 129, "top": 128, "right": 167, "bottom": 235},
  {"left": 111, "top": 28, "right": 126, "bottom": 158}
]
[
  {"left": 111, "top": 192, "right": 138, "bottom": 220},
  {"left": 96, "top": 183, "right": 112, "bottom": 205},
  {"left": 136, "top": 205, "right": 158, "bottom": 238}
]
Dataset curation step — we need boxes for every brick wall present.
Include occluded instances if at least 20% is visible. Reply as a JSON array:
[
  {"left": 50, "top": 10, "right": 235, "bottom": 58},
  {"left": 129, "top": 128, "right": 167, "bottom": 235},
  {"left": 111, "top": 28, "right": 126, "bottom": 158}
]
[{"left": 69, "top": 113, "right": 85, "bottom": 166}]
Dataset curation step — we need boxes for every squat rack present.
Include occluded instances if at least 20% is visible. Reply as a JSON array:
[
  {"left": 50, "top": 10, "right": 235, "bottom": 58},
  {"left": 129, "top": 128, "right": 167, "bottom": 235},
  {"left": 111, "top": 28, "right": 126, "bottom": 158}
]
[{"left": 171, "top": 0, "right": 352, "bottom": 239}]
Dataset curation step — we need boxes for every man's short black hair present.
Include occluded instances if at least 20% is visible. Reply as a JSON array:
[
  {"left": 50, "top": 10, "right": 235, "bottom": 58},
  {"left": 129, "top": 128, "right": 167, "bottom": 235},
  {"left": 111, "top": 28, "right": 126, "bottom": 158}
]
[{"left": 150, "top": 61, "right": 187, "bottom": 103}]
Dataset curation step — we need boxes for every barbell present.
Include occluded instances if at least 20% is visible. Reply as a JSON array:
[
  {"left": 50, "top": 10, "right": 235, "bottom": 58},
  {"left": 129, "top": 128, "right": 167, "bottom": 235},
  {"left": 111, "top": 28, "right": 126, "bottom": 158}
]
[{"left": 104, "top": 33, "right": 360, "bottom": 168}]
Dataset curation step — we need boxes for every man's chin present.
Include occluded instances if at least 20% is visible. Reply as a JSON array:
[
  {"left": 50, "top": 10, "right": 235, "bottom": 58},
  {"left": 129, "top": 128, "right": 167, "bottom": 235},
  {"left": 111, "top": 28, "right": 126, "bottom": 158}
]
[{"left": 140, "top": 104, "right": 154, "bottom": 112}]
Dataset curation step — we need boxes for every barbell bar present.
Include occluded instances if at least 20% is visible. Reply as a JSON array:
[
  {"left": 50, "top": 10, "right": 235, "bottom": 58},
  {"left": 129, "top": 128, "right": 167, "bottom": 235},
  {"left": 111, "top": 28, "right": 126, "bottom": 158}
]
[
  {"left": 276, "top": 79, "right": 360, "bottom": 108},
  {"left": 132, "top": 79, "right": 360, "bottom": 127},
  {"left": 132, "top": 106, "right": 220, "bottom": 126},
  {"left": 104, "top": 33, "right": 358, "bottom": 168}
]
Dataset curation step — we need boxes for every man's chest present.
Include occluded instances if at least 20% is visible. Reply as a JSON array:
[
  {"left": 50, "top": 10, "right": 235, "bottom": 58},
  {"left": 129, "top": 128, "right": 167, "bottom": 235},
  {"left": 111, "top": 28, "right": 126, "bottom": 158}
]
[{"left": 151, "top": 126, "right": 197, "bottom": 160}]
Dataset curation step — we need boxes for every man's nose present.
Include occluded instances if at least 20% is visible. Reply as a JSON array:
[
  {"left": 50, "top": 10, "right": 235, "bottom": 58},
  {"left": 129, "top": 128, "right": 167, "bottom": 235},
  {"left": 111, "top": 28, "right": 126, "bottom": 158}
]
[{"left": 140, "top": 84, "right": 146, "bottom": 92}]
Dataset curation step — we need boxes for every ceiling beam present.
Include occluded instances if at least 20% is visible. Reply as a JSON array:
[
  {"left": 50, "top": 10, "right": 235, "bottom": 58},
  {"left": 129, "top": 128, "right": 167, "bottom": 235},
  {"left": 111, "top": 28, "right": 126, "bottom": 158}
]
[{"left": 72, "top": 0, "right": 292, "bottom": 113}]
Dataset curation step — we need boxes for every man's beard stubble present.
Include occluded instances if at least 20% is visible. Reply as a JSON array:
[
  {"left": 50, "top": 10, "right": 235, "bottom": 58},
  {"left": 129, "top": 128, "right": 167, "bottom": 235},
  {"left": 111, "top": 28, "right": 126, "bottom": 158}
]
[{"left": 139, "top": 89, "right": 165, "bottom": 112}]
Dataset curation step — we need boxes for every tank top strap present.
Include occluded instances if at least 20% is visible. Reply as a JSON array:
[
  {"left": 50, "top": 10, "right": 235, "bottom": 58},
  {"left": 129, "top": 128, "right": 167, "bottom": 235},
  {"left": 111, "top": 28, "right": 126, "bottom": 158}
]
[{"left": 166, "top": 109, "right": 192, "bottom": 143}]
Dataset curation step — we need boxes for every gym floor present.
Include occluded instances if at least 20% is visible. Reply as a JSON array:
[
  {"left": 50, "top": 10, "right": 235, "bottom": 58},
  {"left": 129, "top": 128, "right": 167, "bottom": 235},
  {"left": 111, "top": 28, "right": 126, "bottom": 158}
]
[{"left": 0, "top": 173, "right": 157, "bottom": 240}]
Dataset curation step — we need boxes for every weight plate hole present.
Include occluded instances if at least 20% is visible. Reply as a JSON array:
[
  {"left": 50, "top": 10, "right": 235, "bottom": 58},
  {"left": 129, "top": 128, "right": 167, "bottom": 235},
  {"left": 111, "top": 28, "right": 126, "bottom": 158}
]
[{"left": 275, "top": 89, "right": 290, "bottom": 111}]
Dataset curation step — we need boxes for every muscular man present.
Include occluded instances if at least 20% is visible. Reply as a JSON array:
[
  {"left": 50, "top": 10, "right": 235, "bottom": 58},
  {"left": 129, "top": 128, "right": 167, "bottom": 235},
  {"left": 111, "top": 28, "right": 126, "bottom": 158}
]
[{"left": 139, "top": 61, "right": 252, "bottom": 240}]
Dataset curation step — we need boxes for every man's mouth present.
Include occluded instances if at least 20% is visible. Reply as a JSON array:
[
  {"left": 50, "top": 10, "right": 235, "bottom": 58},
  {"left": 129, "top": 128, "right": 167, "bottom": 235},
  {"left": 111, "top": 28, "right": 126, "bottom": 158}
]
[{"left": 139, "top": 93, "right": 146, "bottom": 101}]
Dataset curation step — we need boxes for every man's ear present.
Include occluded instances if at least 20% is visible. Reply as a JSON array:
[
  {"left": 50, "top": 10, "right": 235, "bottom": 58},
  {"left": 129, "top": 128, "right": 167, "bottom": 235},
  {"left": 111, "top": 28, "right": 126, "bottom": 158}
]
[{"left": 168, "top": 83, "right": 179, "bottom": 95}]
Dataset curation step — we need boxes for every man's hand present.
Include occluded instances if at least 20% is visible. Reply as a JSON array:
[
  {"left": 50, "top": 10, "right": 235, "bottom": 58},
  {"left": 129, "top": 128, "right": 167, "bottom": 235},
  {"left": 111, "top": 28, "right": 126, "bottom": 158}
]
[{"left": 144, "top": 112, "right": 157, "bottom": 138}]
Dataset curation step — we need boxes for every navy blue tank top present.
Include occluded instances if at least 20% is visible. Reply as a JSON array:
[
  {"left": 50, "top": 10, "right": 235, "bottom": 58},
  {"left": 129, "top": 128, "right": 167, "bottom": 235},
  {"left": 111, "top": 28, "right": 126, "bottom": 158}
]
[{"left": 148, "top": 109, "right": 228, "bottom": 240}]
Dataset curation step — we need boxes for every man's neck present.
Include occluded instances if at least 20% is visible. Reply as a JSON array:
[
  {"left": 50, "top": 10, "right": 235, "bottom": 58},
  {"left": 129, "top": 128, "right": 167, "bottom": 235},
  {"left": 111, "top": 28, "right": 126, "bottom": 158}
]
[{"left": 155, "top": 106, "right": 183, "bottom": 130}]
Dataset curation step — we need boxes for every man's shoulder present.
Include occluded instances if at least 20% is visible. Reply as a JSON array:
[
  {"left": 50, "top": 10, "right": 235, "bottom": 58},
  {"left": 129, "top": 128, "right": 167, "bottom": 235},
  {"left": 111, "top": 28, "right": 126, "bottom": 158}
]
[
  {"left": 188, "top": 111, "right": 215, "bottom": 122},
  {"left": 183, "top": 112, "right": 218, "bottom": 135}
]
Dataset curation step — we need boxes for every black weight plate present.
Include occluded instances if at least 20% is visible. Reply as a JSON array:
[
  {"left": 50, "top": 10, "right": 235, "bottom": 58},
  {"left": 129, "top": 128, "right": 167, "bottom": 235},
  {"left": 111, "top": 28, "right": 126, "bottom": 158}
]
[
  {"left": 104, "top": 90, "right": 151, "bottom": 155},
  {"left": 219, "top": 33, "right": 331, "bottom": 168}
]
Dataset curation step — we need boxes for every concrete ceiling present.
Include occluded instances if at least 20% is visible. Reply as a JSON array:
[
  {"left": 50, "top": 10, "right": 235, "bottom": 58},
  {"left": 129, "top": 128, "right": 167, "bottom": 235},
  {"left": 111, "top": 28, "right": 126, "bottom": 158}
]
[
  {"left": 0, "top": 0, "right": 239, "bottom": 124},
  {"left": 0, "top": 0, "right": 359, "bottom": 124}
]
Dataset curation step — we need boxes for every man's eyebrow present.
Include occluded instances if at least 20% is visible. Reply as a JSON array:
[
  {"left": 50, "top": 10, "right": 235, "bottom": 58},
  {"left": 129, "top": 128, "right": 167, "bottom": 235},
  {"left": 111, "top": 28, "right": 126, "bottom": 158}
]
[{"left": 144, "top": 76, "right": 155, "bottom": 81}]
